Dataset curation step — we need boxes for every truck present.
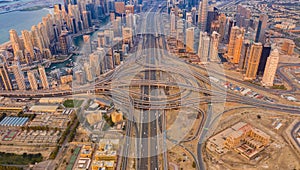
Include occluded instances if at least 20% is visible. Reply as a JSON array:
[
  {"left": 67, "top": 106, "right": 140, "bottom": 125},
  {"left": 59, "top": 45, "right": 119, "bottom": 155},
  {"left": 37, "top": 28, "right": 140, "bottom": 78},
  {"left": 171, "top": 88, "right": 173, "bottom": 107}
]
[{"left": 241, "top": 88, "right": 251, "bottom": 96}]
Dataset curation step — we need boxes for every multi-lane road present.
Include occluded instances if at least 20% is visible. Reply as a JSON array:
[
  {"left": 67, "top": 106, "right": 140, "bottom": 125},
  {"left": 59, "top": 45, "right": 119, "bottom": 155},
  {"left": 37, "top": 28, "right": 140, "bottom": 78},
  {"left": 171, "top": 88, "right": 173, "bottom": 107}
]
[{"left": 0, "top": 2, "right": 300, "bottom": 170}]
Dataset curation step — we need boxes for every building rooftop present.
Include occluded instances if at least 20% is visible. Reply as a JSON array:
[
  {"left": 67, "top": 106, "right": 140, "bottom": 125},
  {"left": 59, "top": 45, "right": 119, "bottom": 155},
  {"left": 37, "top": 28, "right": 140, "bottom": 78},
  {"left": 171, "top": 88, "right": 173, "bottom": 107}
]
[{"left": 29, "top": 105, "right": 59, "bottom": 113}]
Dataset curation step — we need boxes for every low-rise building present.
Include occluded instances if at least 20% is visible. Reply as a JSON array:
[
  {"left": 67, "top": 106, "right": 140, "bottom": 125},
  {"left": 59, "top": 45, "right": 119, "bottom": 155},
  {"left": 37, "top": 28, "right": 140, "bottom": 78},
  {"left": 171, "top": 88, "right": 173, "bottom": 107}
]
[
  {"left": 29, "top": 105, "right": 59, "bottom": 113},
  {"left": 207, "top": 122, "right": 270, "bottom": 159},
  {"left": 80, "top": 145, "right": 93, "bottom": 158}
]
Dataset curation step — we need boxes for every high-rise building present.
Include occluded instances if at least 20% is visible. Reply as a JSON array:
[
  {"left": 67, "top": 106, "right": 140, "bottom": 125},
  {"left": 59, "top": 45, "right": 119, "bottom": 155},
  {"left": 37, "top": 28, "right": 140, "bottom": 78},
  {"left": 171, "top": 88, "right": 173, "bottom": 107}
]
[
  {"left": 198, "top": 31, "right": 210, "bottom": 62},
  {"left": 227, "top": 26, "right": 244, "bottom": 64},
  {"left": 27, "top": 70, "right": 38, "bottom": 91},
  {"left": 186, "top": 27, "right": 195, "bottom": 53},
  {"left": 59, "top": 31, "right": 71, "bottom": 55},
  {"left": 238, "top": 40, "right": 251, "bottom": 71},
  {"left": 255, "top": 14, "right": 268, "bottom": 43},
  {"left": 82, "top": 11, "right": 92, "bottom": 29},
  {"left": 89, "top": 53, "right": 101, "bottom": 77},
  {"left": 110, "top": 12, "right": 115, "bottom": 22},
  {"left": 218, "top": 13, "right": 226, "bottom": 42},
  {"left": 176, "top": 19, "right": 185, "bottom": 49},
  {"left": 244, "top": 43, "right": 263, "bottom": 80},
  {"left": 75, "top": 70, "right": 85, "bottom": 84},
  {"left": 84, "top": 62, "right": 93, "bottom": 82},
  {"left": 37, "top": 23, "right": 50, "bottom": 48},
  {"left": 86, "top": 3, "right": 97, "bottom": 19},
  {"left": 108, "top": 0, "right": 115, "bottom": 12},
  {"left": 97, "top": 31, "right": 105, "bottom": 47},
  {"left": 9, "top": 29, "right": 24, "bottom": 60},
  {"left": 198, "top": 0, "right": 208, "bottom": 32},
  {"left": 112, "top": 17, "right": 121, "bottom": 36},
  {"left": 232, "top": 34, "right": 244, "bottom": 64},
  {"left": 21, "top": 30, "right": 35, "bottom": 61},
  {"left": 226, "top": 19, "right": 236, "bottom": 43},
  {"left": 70, "top": 17, "right": 78, "bottom": 34},
  {"left": 281, "top": 39, "right": 295, "bottom": 55},
  {"left": 236, "top": 5, "right": 251, "bottom": 28},
  {"left": 31, "top": 26, "right": 45, "bottom": 52},
  {"left": 122, "top": 27, "right": 133, "bottom": 46},
  {"left": 210, "top": 20, "right": 220, "bottom": 34},
  {"left": 261, "top": 47, "right": 279, "bottom": 87},
  {"left": 105, "top": 49, "right": 114, "bottom": 70},
  {"left": 42, "top": 14, "right": 54, "bottom": 42},
  {"left": 104, "top": 30, "right": 114, "bottom": 46},
  {"left": 11, "top": 63, "right": 26, "bottom": 90},
  {"left": 113, "top": 51, "right": 121, "bottom": 65},
  {"left": 38, "top": 65, "right": 49, "bottom": 89},
  {"left": 257, "top": 43, "right": 271, "bottom": 75},
  {"left": 206, "top": 10, "right": 219, "bottom": 33},
  {"left": 125, "top": 5, "right": 134, "bottom": 14},
  {"left": 115, "top": 2, "right": 125, "bottom": 14},
  {"left": 0, "top": 63, "right": 12, "bottom": 90},
  {"left": 209, "top": 31, "right": 220, "bottom": 61},
  {"left": 170, "top": 11, "right": 176, "bottom": 33}
]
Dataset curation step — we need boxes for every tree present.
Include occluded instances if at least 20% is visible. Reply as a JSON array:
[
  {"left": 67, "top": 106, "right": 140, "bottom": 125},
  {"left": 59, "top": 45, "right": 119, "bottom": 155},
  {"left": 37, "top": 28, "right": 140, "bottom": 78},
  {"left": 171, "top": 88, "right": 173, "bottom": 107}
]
[{"left": 192, "top": 161, "right": 196, "bottom": 168}]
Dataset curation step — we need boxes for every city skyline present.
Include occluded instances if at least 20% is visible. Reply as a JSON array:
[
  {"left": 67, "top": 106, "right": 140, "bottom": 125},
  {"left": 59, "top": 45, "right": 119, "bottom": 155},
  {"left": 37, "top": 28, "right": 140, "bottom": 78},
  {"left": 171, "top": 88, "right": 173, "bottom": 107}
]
[{"left": 0, "top": 0, "right": 299, "bottom": 170}]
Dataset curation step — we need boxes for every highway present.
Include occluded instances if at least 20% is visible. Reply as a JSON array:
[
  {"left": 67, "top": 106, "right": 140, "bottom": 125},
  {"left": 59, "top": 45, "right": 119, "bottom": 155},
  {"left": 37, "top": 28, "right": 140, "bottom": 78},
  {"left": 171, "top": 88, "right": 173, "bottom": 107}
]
[
  {"left": 0, "top": 2, "right": 300, "bottom": 170},
  {"left": 138, "top": 5, "right": 161, "bottom": 170}
]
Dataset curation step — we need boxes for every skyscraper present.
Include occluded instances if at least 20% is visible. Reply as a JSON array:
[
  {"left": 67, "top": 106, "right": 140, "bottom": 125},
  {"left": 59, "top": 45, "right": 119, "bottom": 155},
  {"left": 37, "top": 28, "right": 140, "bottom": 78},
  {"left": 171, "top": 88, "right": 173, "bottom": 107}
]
[
  {"left": 21, "top": 30, "right": 35, "bottom": 61},
  {"left": 0, "top": 63, "right": 12, "bottom": 90},
  {"left": 236, "top": 5, "right": 251, "bottom": 28},
  {"left": 82, "top": 11, "right": 91, "bottom": 29},
  {"left": 11, "top": 63, "right": 26, "bottom": 90},
  {"left": 209, "top": 31, "right": 220, "bottom": 61},
  {"left": 232, "top": 34, "right": 244, "bottom": 64},
  {"left": 206, "top": 10, "right": 219, "bottom": 33},
  {"left": 38, "top": 65, "right": 49, "bottom": 89},
  {"left": 170, "top": 11, "right": 176, "bottom": 33},
  {"left": 281, "top": 39, "right": 295, "bottom": 55},
  {"left": 122, "top": 27, "right": 133, "bottom": 46},
  {"left": 89, "top": 52, "right": 101, "bottom": 77},
  {"left": 75, "top": 70, "right": 85, "bottom": 84},
  {"left": 255, "top": 14, "right": 268, "bottom": 43},
  {"left": 104, "top": 30, "right": 114, "bottom": 46},
  {"left": 257, "top": 43, "right": 271, "bottom": 75},
  {"left": 59, "top": 31, "right": 71, "bottom": 55},
  {"left": 198, "top": 32, "right": 210, "bottom": 62},
  {"left": 218, "top": 13, "right": 226, "bottom": 42},
  {"left": 226, "top": 19, "right": 236, "bottom": 43},
  {"left": 37, "top": 23, "right": 50, "bottom": 48},
  {"left": 244, "top": 43, "right": 263, "bottom": 80},
  {"left": 97, "top": 31, "right": 105, "bottom": 47},
  {"left": 84, "top": 62, "right": 93, "bottom": 82},
  {"left": 227, "top": 26, "right": 244, "bottom": 64},
  {"left": 9, "top": 29, "right": 24, "bottom": 60},
  {"left": 125, "top": 5, "right": 134, "bottom": 14},
  {"left": 198, "top": 0, "right": 208, "bottom": 32},
  {"left": 186, "top": 27, "right": 195, "bottom": 53},
  {"left": 261, "top": 47, "right": 279, "bottom": 87},
  {"left": 27, "top": 70, "right": 38, "bottom": 91},
  {"left": 31, "top": 26, "right": 45, "bottom": 52},
  {"left": 115, "top": 2, "right": 125, "bottom": 14},
  {"left": 238, "top": 40, "right": 251, "bottom": 71},
  {"left": 176, "top": 19, "right": 184, "bottom": 49}
]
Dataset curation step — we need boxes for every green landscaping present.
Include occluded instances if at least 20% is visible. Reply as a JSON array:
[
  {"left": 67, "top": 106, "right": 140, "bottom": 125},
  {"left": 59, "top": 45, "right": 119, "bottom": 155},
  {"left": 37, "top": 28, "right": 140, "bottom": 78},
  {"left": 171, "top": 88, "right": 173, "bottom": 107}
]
[
  {"left": 49, "top": 146, "right": 59, "bottom": 160},
  {"left": 0, "top": 165, "right": 22, "bottom": 170},
  {"left": 66, "top": 147, "right": 80, "bottom": 170},
  {"left": 0, "top": 152, "right": 42, "bottom": 165},
  {"left": 63, "top": 100, "right": 83, "bottom": 108},
  {"left": 271, "top": 85, "right": 287, "bottom": 90}
]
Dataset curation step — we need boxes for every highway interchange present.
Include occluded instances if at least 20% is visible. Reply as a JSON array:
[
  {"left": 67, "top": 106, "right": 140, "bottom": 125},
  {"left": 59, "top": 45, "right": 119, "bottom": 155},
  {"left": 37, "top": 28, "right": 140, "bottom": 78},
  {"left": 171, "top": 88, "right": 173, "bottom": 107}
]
[{"left": 0, "top": 1, "right": 300, "bottom": 170}]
